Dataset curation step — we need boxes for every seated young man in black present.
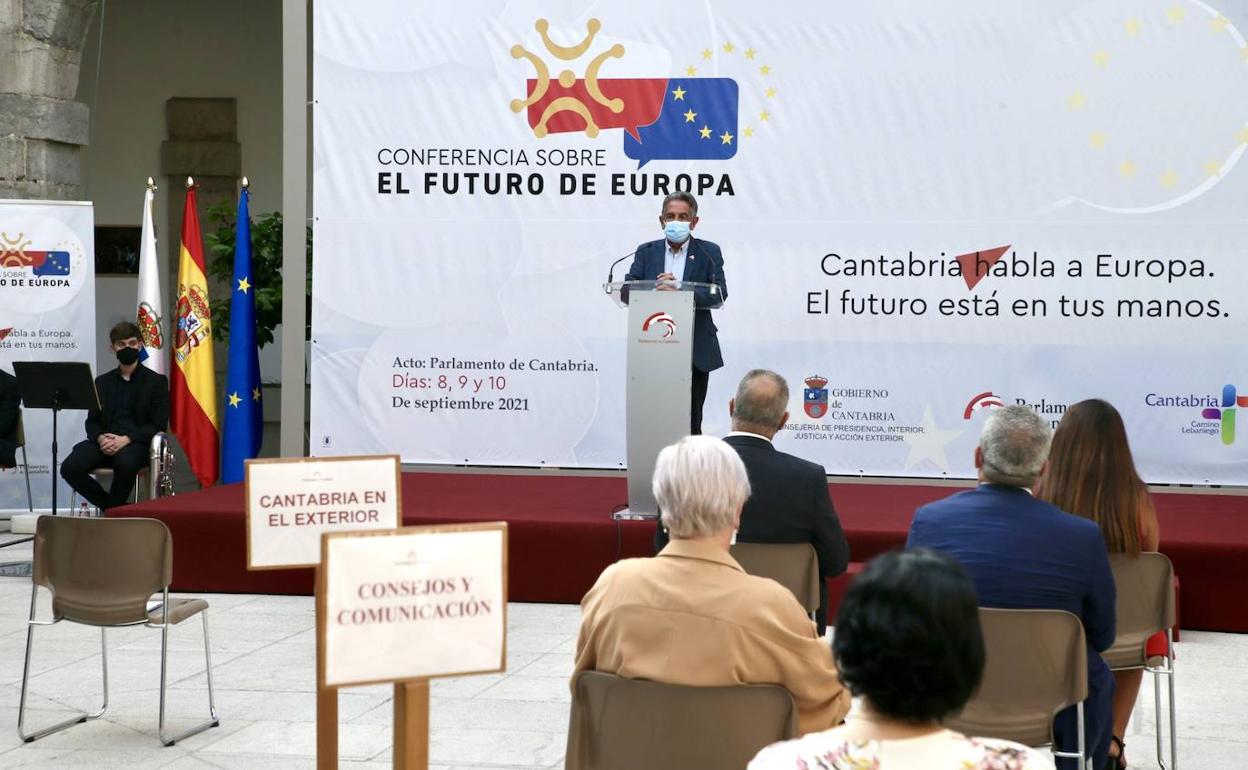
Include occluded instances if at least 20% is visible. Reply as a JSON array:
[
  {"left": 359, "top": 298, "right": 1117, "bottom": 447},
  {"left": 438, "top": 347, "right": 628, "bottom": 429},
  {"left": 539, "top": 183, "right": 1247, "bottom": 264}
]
[{"left": 60, "top": 321, "right": 169, "bottom": 509}]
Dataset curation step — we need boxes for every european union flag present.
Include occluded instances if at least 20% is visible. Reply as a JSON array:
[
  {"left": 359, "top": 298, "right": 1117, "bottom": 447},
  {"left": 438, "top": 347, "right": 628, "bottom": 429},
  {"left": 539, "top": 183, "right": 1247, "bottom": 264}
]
[
  {"left": 221, "top": 187, "right": 262, "bottom": 484},
  {"left": 623, "top": 78, "right": 739, "bottom": 168},
  {"left": 31, "top": 251, "right": 70, "bottom": 276}
]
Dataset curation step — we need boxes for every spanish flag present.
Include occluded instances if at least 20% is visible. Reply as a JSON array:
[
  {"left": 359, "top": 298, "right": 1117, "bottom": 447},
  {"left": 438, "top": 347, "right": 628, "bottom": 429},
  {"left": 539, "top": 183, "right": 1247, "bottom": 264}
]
[{"left": 170, "top": 182, "right": 219, "bottom": 487}]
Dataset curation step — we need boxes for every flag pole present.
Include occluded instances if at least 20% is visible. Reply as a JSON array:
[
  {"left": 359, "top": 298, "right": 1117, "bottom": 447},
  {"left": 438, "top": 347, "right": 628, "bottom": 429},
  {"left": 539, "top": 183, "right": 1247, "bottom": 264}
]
[{"left": 147, "top": 176, "right": 157, "bottom": 192}]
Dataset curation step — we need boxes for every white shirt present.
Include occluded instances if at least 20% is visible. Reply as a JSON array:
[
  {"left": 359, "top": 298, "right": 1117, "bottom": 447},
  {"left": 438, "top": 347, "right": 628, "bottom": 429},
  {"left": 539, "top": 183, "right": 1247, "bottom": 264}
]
[
  {"left": 663, "top": 240, "right": 688, "bottom": 283},
  {"left": 726, "top": 430, "right": 773, "bottom": 444},
  {"left": 750, "top": 727, "right": 1054, "bottom": 770}
]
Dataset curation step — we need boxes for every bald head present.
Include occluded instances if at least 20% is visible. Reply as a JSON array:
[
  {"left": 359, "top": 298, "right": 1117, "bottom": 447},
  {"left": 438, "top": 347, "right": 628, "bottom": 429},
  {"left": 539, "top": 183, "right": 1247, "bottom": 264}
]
[{"left": 730, "top": 369, "right": 790, "bottom": 438}]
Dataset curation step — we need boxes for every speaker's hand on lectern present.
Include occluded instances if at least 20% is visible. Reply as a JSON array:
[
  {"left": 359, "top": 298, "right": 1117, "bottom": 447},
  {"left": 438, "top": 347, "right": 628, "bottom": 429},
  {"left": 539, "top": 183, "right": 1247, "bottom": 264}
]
[{"left": 656, "top": 272, "right": 678, "bottom": 291}]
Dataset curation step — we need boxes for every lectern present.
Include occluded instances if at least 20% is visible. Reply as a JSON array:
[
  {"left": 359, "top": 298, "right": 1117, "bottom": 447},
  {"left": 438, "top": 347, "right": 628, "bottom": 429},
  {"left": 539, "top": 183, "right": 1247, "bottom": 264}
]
[{"left": 604, "top": 280, "right": 725, "bottom": 519}]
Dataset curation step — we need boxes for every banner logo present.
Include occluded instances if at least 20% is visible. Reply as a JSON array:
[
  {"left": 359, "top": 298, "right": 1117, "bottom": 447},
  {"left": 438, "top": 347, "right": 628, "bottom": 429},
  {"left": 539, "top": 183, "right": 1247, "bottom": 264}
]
[
  {"left": 963, "top": 391, "right": 1005, "bottom": 420},
  {"left": 804, "top": 375, "right": 830, "bottom": 419},
  {"left": 641, "top": 311, "right": 677, "bottom": 338},
  {"left": 1200, "top": 384, "right": 1246, "bottom": 445},
  {"left": 0, "top": 232, "right": 71, "bottom": 277},
  {"left": 509, "top": 19, "right": 740, "bottom": 167}
]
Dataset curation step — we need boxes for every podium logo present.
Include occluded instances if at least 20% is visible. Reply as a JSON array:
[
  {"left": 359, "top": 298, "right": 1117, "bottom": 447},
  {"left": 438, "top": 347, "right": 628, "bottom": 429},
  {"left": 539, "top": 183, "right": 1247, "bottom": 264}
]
[
  {"left": 641, "top": 311, "right": 677, "bottom": 339},
  {"left": 509, "top": 19, "right": 740, "bottom": 167},
  {"left": 804, "top": 375, "right": 830, "bottom": 419},
  {"left": 0, "top": 232, "right": 71, "bottom": 277},
  {"left": 963, "top": 391, "right": 1005, "bottom": 420},
  {"left": 1201, "top": 385, "right": 1247, "bottom": 445}
]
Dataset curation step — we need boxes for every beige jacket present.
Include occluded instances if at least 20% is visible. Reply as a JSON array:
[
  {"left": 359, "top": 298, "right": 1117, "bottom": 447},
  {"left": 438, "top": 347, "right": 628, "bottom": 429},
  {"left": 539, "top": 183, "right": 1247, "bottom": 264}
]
[{"left": 573, "top": 539, "right": 850, "bottom": 734}]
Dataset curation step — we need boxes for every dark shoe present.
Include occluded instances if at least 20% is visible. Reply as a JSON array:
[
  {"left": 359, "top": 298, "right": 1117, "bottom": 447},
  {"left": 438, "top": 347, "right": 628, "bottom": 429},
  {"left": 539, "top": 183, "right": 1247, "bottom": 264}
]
[{"left": 1101, "top": 735, "right": 1127, "bottom": 770}]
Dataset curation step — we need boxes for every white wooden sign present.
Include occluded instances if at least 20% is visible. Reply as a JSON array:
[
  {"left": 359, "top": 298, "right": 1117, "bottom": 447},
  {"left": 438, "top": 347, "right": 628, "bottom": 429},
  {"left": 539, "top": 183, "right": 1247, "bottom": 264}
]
[
  {"left": 245, "top": 455, "right": 401, "bottom": 569},
  {"left": 318, "top": 523, "right": 508, "bottom": 688}
]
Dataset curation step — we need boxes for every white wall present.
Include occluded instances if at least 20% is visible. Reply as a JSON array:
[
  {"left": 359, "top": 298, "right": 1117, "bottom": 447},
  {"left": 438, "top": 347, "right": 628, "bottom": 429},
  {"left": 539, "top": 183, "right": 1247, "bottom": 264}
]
[{"left": 77, "top": 0, "right": 286, "bottom": 389}]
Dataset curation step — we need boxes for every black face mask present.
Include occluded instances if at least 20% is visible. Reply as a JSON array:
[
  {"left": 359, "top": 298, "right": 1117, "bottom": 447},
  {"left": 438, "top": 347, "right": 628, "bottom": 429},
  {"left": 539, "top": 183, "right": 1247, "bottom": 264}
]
[{"left": 115, "top": 346, "right": 141, "bottom": 365}]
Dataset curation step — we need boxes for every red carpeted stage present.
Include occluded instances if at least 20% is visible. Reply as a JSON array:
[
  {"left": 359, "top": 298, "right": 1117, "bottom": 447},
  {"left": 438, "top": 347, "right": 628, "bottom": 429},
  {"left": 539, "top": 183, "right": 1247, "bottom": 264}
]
[{"left": 112, "top": 472, "right": 1248, "bottom": 633}]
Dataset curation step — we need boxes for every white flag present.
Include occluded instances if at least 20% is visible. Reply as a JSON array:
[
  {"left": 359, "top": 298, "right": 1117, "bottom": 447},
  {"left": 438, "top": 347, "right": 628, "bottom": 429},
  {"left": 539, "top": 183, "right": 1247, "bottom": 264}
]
[{"left": 136, "top": 185, "right": 167, "bottom": 375}]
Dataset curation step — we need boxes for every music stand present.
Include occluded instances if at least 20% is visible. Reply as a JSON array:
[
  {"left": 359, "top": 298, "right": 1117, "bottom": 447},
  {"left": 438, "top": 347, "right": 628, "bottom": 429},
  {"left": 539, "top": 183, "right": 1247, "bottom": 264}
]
[{"left": 12, "top": 362, "right": 99, "bottom": 516}]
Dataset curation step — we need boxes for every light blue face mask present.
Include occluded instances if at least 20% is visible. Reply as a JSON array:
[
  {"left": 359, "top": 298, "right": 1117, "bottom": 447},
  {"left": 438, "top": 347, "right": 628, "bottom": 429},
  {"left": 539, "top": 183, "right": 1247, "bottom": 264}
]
[{"left": 663, "top": 220, "right": 691, "bottom": 244}]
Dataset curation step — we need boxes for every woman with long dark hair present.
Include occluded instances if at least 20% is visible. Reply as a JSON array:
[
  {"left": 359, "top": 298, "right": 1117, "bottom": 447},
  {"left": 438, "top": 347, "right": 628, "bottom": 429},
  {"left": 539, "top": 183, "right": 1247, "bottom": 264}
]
[{"left": 1035, "top": 398, "right": 1161, "bottom": 770}]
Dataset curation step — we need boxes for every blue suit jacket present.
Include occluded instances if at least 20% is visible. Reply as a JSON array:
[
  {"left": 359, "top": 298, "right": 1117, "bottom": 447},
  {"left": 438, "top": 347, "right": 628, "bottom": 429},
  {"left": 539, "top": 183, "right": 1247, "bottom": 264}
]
[
  {"left": 907, "top": 484, "right": 1116, "bottom": 683},
  {"left": 624, "top": 237, "right": 726, "bottom": 372}
]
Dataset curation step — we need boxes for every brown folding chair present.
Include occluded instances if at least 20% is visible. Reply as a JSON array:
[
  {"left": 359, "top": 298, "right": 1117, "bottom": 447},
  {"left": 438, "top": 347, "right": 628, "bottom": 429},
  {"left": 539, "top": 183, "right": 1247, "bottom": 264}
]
[
  {"left": 18, "top": 516, "right": 219, "bottom": 746},
  {"left": 0, "top": 410, "right": 35, "bottom": 546},
  {"left": 566, "top": 671, "right": 797, "bottom": 770},
  {"left": 1105, "top": 552, "right": 1177, "bottom": 770},
  {"left": 945, "top": 608, "right": 1089, "bottom": 768},
  {"left": 729, "top": 542, "right": 820, "bottom": 616}
]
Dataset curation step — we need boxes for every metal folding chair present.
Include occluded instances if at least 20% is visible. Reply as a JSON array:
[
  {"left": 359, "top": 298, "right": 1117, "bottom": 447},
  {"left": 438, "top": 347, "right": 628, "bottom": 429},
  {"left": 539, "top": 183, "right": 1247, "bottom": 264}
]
[
  {"left": 1105, "top": 552, "right": 1178, "bottom": 770},
  {"left": 566, "top": 671, "right": 796, "bottom": 770},
  {"left": 18, "top": 515, "right": 219, "bottom": 746},
  {"left": 945, "top": 607, "right": 1091, "bottom": 768},
  {"left": 729, "top": 542, "right": 820, "bottom": 618}
]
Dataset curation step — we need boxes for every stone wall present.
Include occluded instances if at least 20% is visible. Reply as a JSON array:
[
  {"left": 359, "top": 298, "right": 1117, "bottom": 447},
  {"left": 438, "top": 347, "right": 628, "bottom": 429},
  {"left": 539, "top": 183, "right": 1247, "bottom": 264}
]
[{"left": 0, "top": 0, "right": 98, "bottom": 199}]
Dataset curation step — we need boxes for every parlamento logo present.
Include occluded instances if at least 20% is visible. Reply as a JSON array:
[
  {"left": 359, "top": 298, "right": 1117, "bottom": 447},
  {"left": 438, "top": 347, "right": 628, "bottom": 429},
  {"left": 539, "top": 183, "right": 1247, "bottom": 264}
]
[
  {"left": 641, "top": 311, "right": 677, "bottom": 338},
  {"left": 1200, "top": 384, "right": 1247, "bottom": 445},
  {"left": 963, "top": 391, "right": 1005, "bottom": 420},
  {"left": 509, "top": 19, "right": 745, "bottom": 167}
]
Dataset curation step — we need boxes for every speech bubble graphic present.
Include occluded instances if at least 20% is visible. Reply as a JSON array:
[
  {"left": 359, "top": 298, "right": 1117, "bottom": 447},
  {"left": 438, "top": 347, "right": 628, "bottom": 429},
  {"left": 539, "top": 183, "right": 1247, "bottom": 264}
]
[
  {"left": 525, "top": 78, "right": 667, "bottom": 139},
  {"left": 624, "top": 78, "right": 739, "bottom": 168}
]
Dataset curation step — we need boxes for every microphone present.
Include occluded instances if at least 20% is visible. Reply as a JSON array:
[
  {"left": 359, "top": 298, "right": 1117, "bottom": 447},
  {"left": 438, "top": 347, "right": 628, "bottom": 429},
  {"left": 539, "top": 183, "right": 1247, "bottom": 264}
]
[{"left": 605, "top": 251, "right": 636, "bottom": 291}]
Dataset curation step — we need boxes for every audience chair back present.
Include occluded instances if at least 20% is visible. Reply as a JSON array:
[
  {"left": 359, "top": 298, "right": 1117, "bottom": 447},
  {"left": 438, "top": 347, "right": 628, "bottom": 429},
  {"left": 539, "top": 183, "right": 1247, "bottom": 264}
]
[
  {"left": 9, "top": 410, "right": 33, "bottom": 515},
  {"left": 729, "top": 542, "right": 820, "bottom": 615},
  {"left": 12, "top": 409, "right": 24, "bottom": 453},
  {"left": 33, "top": 516, "right": 171, "bottom": 626},
  {"left": 566, "top": 671, "right": 797, "bottom": 770},
  {"left": 1105, "top": 551, "right": 1179, "bottom": 770},
  {"left": 1103, "top": 552, "right": 1176, "bottom": 669},
  {"left": 946, "top": 608, "right": 1087, "bottom": 751}
]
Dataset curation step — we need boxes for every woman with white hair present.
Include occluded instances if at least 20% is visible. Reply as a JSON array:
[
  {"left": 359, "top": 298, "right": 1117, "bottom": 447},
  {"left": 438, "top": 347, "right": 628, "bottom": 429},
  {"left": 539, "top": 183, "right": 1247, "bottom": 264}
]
[{"left": 573, "top": 435, "right": 850, "bottom": 734}]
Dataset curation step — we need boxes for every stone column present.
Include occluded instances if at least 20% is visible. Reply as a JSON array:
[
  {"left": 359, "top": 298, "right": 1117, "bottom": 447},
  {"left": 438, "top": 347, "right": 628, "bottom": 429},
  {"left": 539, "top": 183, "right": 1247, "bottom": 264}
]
[{"left": 0, "top": 0, "right": 99, "bottom": 199}]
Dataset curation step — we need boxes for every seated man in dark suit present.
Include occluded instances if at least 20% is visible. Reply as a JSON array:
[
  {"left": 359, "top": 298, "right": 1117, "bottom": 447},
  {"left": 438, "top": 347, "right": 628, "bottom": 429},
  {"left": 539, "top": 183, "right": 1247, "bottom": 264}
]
[
  {"left": 906, "top": 404, "right": 1116, "bottom": 770},
  {"left": 656, "top": 369, "right": 850, "bottom": 634},
  {"left": 0, "top": 369, "right": 19, "bottom": 468},
  {"left": 60, "top": 321, "right": 170, "bottom": 510}
]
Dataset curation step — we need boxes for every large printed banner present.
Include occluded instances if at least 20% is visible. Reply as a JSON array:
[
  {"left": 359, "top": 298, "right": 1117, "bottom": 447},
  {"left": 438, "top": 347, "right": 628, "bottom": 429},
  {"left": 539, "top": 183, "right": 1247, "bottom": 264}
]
[
  {"left": 312, "top": 1, "right": 1248, "bottom": 484},
  {"left": 0, "top": 200, "right": 96, "bottom": 512}
]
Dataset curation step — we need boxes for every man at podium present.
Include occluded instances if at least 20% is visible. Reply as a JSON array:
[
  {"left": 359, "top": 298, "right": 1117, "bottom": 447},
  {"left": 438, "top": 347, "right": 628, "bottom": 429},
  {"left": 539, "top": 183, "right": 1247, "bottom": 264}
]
[
  {"left": 624, "top": 192, "right": 728, "bottom": 434},
  {"left": 60, "top": 322, "right": 169, "bottom": 510}
]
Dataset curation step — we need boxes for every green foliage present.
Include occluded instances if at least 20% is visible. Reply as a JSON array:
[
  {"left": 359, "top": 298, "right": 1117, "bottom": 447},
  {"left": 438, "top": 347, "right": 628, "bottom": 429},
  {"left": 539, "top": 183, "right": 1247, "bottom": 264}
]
[{"left": 204, "top": 200, "right": 311, "bottom": 348}]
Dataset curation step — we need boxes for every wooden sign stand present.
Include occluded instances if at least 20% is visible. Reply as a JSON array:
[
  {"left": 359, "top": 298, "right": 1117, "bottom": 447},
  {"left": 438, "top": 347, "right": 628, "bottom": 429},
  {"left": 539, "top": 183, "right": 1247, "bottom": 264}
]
[
  {"left": 315, "top": 573, "right": 430, "bottom": 769},
  {"left": 314, "top": 522, "right": 508, "bottom": 769}
]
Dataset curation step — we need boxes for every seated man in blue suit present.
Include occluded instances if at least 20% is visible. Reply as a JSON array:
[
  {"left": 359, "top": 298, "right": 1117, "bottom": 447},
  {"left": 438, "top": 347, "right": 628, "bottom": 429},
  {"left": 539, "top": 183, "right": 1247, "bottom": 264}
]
[
  {"left": 624, "top": 191, "right": 727, "bottom": 434},
  {"left": 906, "top": 405, "right": 1115, "bottom": 770}
]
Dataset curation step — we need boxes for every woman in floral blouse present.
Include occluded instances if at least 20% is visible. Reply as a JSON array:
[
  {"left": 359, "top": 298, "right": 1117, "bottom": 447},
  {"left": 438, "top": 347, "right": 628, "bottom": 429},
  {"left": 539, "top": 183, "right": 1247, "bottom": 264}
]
[{"left": 750, "top": 549, "right": 1053, "bottom": 770}]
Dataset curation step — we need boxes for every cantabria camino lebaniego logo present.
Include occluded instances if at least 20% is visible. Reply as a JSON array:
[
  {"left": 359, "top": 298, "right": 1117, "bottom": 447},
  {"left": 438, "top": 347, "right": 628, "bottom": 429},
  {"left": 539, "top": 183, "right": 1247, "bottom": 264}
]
[
  {"left": 1202, "top": 385, "right": 1247, "bottom": 446},
  {"left": 509, "top": 19, "right": 777, "bottom": 167}
]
